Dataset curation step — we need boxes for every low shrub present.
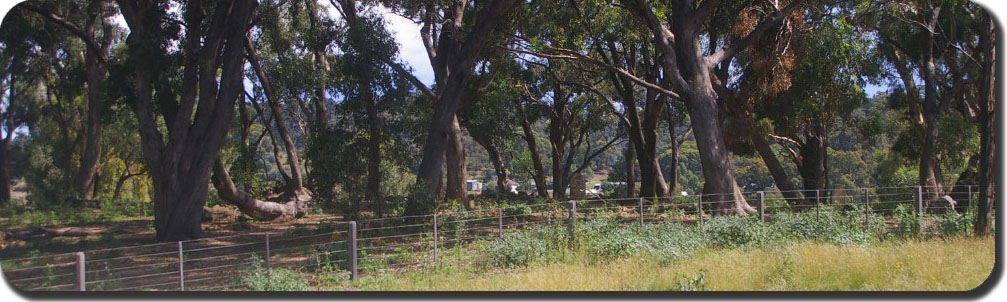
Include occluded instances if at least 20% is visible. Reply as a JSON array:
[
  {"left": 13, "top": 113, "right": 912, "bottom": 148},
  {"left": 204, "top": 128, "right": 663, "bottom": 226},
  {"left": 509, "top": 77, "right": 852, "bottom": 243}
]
[
  {"left": 934, "top": 210, "right": 975, "bottom": 236},
  {"left": 703, "top": 215, "right": 780, "bottom": 248},
  {"left": 772, "top": 209, "right": 876, "bottom": 245},
  {"left": 485, "top": 232, "right": 547, "bottom": 268},
  {"left": 239, "top": 256, "right": 309, "bottom": 291}
]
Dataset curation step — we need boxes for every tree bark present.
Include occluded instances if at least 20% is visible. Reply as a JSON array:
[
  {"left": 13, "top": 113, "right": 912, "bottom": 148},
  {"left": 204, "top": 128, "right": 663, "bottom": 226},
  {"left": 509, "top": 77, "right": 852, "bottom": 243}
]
[
  {"left": 0, "top": 140, "right": 10, "bottom": 204},
  {"left": 0, "top": 58, "right": 14, "bottom": 204},
  {"left": 445, "top": 115, "right": 469, "bottom": 207},
  {"left": 752, "top": 135, "right": 802, "bottom": 202},
  {"left": 975, "top": 12, "right": 996, "bottom": 236},
  {"left": 798, "top": 134, "right": 827, "bottom": 197},
  {"left": 625, "top": 136, "right": 636, "bottom": 198}
]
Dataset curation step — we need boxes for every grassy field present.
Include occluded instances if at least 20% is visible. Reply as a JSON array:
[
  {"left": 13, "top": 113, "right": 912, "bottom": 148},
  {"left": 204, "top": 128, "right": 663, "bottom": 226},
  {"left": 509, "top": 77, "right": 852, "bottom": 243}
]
[{"left": 325, "top": 236, "right": 993, "bottom": 291}]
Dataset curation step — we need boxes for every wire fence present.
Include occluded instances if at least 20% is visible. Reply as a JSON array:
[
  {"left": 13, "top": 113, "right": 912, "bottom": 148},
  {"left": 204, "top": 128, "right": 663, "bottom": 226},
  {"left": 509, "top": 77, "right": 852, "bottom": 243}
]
[{"left": 1, "top": 185, "right": 989, "bottom": 291}]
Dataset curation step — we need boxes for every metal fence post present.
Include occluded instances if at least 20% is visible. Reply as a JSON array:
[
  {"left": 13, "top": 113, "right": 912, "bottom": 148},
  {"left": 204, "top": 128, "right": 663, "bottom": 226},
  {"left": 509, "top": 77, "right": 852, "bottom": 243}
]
[
  {"left": 916, "top": 186, "right": 924, "bottom": 217},
  {"left": 756, "top": 191, "right": 765, "bottom": 222},
  {"left": 497, "top": 208, "right": 504, "bottom": 237},
  {"left": 432, "top": 214, "right": 439, "bottom": 262},
  {"left": 815, "top": 189, "right": 821, "bottom": 221},
  {"left": 962, "top": 185, "right": 970, "bottom": 213},
  {"left": 177, "top": 241, "right": 184, "bottom": 291},
  {"left": 264, "top": 232, "right": 271, "bottom": 275},
  {"left": 639, "top": 198, "right": 645, "bottom": 227},
  {"left": 75, "top": 252, "right": 85, "bottom": 291},
  {"left": 348, "top": 221, "right": 358, "bottom": 280},
  {"left": 696, "top": 197, "right": 703, "bottom": 228},
  {"left": 864, "top": 188, "right": 870, "bottom": 230},
  {"left": 568, "top": 201, "right": 577, "bottom": 219},
  {"left": 567, "top": 201, "right": 577, "bottom": 248}
]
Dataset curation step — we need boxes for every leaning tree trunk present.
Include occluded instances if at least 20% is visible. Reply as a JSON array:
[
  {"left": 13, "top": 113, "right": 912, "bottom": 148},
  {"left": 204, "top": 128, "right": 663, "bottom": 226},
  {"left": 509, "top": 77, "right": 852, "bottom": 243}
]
[
  {"left": 752, "top": 134, "right": 802, "bottom": 202},
  {"left": 211, "top": 159, "right": 306, "bottom": 221}
]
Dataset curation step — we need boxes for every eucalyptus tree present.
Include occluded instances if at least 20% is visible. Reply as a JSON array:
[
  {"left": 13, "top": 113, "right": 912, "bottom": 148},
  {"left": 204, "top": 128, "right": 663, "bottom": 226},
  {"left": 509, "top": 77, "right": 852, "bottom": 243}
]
[
  {"left": 518, "top": 59, "right": 623, "bottom": 201},
  {"left": 737, "top": 16, "right": 877, "bottom": 205},
  {"left": 458, "top": 58, "right": 523, "bottom": 198},
  {"left": 615, "top": 0, "right": 808, "bottom": 214},
  {"left": 382, "top": 0, "right": 521, "bottom": 214},
  {"left": 20, "top": 0, "right": 118, "bottom": 203},
  {"left": 0, "top": 4, "right": 54, "bottom": 204},
  {"left": 867, "top": 0, "right": 983, "bottom": 205},
  {"left": 115, "top": 0, "right": 257, "bottom": 240}
]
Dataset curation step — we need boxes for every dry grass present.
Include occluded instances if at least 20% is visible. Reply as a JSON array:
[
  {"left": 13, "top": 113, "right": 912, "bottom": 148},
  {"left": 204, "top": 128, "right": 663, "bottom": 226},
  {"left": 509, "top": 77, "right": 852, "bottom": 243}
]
[{"left": 334, "top": 236, "right": 994, "bottom": 291}]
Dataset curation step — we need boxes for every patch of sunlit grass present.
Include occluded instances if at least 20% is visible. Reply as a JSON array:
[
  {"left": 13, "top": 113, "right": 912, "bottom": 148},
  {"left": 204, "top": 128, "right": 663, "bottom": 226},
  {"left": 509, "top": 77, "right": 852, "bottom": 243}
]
[{"left": 328, "top": 236, "right": 993, "bottom": 291}]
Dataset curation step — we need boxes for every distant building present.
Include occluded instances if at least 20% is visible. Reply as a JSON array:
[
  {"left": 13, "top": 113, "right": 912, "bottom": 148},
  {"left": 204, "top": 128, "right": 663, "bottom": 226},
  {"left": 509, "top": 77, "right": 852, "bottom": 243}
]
[{"left": 465, "top": 180, "right": 482, "bottom": 191}]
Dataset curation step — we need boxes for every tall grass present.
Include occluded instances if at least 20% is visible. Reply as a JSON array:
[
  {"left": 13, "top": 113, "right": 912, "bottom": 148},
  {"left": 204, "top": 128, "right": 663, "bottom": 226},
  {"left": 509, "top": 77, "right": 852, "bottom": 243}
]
[
  {"left": 327, "top": 236, "right": 992, "bottom": 291},
  {"left": 313, "top": 211, "right": 993, "bottom": 291}
]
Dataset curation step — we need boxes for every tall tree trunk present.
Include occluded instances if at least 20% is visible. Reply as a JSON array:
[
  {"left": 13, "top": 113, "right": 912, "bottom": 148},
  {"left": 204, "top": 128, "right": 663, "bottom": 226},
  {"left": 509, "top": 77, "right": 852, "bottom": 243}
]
[
  {"left": 446, "top": 115, "right": 469, "bottom": 207},
  {"left": 918, "top": 7, "right": 945, "bottom": 205},
  {"left": 624, "top": 137, "right": 636, "bottom": 198},
  {"left": 687, "top": 89, "right": 753, "bottom": 215},
  {"left": 72, "top": 4, "right": 115, "bottom": 202},
  {"left": 0, "top": 140, "right": 10, "bottom": 204},
  {"left": 366, "top": 91, "right": 383, "bottom": 217},
  {"left": 551, "top": 142, "right": 567, "bottom": 200},
  {"left": 975, "top": 12, "right": 996, "bottom": 236},
  {"left": 1, "top": 58, "right": 14, "bottom": 204},
  {"left": 308, "top": 1, "right": 330, "bottom": 129},
  {"left": 668, "top": 141, "right": 679, "bottom": 197},
  {"left": 74, "top": 46, "right": 107, "bottom": 202},
  {"left": 798, "top": 134, "right": 827, "bottom": 196}
]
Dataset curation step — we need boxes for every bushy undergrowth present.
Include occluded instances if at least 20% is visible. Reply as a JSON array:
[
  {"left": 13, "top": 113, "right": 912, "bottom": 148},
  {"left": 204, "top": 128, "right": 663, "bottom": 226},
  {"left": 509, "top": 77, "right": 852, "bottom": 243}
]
[
  {"left": 481, "top": 209, "right": 930, "bottom": 269},
  {"left": 239, "top": 256, "right": 309, "bottom": 291},
  {"left": 485, "top": 232, "right": 548, "bottom": 268},
  {"left": 771, "top": 209, "right": 876, "bottom": 245}
]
